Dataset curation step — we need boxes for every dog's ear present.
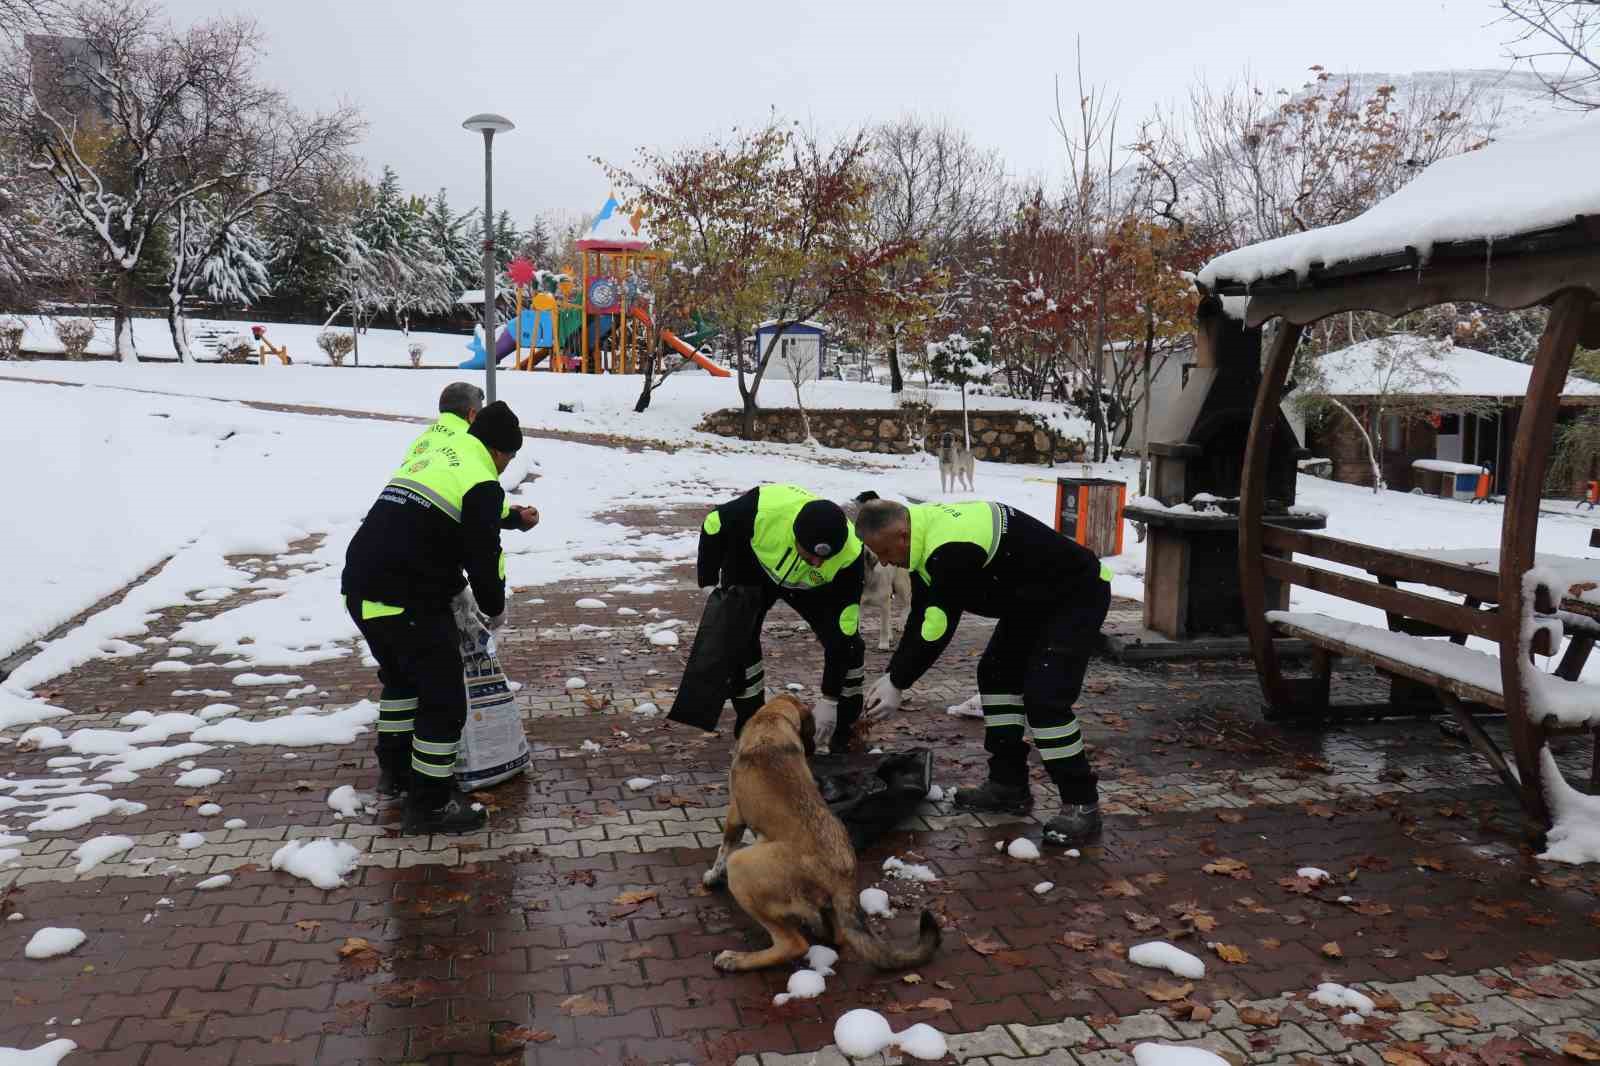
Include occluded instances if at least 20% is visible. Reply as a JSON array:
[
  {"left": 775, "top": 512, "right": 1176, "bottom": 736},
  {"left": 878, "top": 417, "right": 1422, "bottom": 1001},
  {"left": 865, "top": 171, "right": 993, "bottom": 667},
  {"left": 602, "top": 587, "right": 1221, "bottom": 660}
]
[
  {"left": 854, "top": 490, "right": 879, "bottom": 504},
  {"left": 797, "top": 701, "right": 817, "bottom": 757}
]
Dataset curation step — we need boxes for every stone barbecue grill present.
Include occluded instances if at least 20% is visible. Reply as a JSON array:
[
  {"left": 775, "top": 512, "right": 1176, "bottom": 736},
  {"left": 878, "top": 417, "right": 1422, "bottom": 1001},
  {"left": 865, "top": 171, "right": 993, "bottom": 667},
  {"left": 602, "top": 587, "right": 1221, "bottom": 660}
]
[{"left": 1126, "top": 297, "right": 1325, "bottom": 639}]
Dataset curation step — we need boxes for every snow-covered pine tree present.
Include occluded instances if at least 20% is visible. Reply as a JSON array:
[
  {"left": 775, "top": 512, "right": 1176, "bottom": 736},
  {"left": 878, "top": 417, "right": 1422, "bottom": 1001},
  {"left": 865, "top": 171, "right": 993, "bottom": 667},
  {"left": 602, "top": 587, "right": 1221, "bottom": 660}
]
[
  {"left": 354, "top": 166, "right": 417, "bottom": 254},
  {"left": 422, "top": 189, "right": 480, "bottom": 293},
  {"left": 164, "top": 197, "right": 274, "bottom": 358},
  {"left": 492, "top": 210, "right": 522, "bottom": 273}
]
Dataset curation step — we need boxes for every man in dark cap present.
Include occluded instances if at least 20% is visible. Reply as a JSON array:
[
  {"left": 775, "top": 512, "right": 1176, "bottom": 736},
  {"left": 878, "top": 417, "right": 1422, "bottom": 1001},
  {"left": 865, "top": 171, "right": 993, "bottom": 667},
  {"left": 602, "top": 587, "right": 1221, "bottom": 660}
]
[
  {"left": 342, "top": 401, "right": 530, "bottom": 834},
  {"left": 694, "top": 484, "right": 866, "bottom": 752}
]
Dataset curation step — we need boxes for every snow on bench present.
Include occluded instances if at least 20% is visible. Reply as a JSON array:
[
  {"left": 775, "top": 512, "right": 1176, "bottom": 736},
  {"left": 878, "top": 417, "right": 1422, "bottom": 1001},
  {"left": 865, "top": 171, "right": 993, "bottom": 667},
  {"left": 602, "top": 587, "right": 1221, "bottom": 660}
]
[
  {"left": 1266, "top": 611, "right": 1599, "bottom": 727},
  {"left": 1411, "top": 459, "right": 1485, "bottom": 476}
]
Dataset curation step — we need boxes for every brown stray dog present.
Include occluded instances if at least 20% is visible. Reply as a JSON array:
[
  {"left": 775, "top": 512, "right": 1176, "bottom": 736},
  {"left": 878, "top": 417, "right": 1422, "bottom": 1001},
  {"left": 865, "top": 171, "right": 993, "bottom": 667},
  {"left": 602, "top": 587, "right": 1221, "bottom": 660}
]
[{"left": 703, "top": 694, "right": 942, "bottom": 972}]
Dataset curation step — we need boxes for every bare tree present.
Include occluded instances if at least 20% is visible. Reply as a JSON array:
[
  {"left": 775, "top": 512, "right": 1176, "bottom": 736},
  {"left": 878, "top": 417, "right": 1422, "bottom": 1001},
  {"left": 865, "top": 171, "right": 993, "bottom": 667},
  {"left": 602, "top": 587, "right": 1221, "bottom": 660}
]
[
  {"left": 863, "top": 115, "right": 1006, "bottom": 392},
  {"left": 0, "top": 0, "right": 57, "bottom": 39},
  {"left": 0, "top": 0, "right": 360, "bottom": 361},
  {"left": 1501, "top": 0, "right": 1600, "bottom": 109}
]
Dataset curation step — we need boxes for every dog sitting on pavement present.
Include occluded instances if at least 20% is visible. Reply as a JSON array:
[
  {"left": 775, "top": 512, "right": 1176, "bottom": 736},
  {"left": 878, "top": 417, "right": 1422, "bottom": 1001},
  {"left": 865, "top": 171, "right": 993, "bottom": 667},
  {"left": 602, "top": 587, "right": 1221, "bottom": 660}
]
[
  {"left": 702, "top": 694, "right": 941, "bottom": 972},
  {"left": 937, "top": 431, "right": 975, "bottom": 493},
  {"left": 848, "top": 492, "right": 912, "bottom": 651}
]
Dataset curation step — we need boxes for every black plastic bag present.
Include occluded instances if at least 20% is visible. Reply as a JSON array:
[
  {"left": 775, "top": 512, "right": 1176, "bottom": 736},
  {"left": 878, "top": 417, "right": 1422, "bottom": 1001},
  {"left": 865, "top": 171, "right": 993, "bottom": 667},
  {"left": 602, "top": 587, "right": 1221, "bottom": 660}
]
[
  {"left": 668, "top": 585, "right": 764, "bottom": 732},
  {"left": 811, "top": 749, "right": 933, "bottom": 850}
]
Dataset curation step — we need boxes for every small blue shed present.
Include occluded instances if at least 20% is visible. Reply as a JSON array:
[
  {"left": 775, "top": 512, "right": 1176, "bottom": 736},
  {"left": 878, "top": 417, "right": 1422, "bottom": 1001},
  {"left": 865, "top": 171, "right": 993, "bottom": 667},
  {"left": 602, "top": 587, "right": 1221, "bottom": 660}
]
[{"left": 750, "top": 320, "right": 830, "bottom": 380}]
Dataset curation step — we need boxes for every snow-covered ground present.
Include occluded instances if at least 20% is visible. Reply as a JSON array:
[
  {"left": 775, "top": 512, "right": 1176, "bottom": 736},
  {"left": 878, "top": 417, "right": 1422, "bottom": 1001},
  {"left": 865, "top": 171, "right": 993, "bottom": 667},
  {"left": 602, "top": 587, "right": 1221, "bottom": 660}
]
[{"left": 0, "top": 331, "right": 1091, "bottom": 445}]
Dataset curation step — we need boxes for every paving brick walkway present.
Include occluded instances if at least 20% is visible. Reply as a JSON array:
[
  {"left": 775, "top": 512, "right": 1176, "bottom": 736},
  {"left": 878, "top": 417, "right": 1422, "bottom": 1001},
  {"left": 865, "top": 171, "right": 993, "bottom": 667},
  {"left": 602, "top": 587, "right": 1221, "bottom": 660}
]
[{"left": 2, "top": 504, "right": 1597, "bottom": 1066}]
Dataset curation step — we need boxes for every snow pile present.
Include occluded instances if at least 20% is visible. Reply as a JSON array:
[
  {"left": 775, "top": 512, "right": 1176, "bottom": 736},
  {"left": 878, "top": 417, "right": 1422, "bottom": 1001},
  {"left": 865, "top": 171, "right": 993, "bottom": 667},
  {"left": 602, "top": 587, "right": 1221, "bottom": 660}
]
[
  {"left": 174, "top": 768, "right": 222, "bottom": 788},
  {"left": 1132, "top": 1045, "right": 1232, "bottom": 1066},
  {"left": 648, "top": 629, "right": 680, "bottom": 648},
  {"left": 191, "top": 701, "right": 376, "bottom": 747},
  {"left": 1296, "top": 866, "right": 1331, "bottom": 883},
  {"left": 194, "top": 874, "right": 232, "bottom": 890},
  {"left": 232, "top": 673, "right": 302, "bottom": 687},
  {"left": 566, "top": 678, "right": 588, "bottom": 691},
  {"left": 177, "top": 832, "right": 206, "bottom": 850},
  {"left": 833, "top": 1009, "right": 947, "bottom": 1061},
  {"left": 270, "top": 839, "right": 361, "bottom": 890},
  {"left": 1034, "top": 881, "right": 1054, "bottom": 895},
  {"left": 0, "top": 1039, "right": 78, "bottom": 1065},
  {"left": 859, "top": 887, "right": 893, "bottom": 916},
  {"left": 805, "top": 945, "right": 838, "bottom": 976},
  {"left": 575, "top": 598, "right": 607, "bottom": 609},
  {"left": 1310, "top": 982, "right": 1377, "bottom": 1016},
  {"left": 24, "top": 794, "right": 146, "bottom": 833},
  {"left": 24, "top": 928, "right": 86, "bottom": 959},
  {"left": 772, "top": 968, "right": 826, "bottom": 1006},
  {"left": 326, "top": 785, "right": 364, "bottom": 818},
  {"left": 631, "top": 702, "right": 660, "bottom": 717},
  {"left": 1006, "top": 838, "right": 1040, "bottom": 860},
  {"left": 579, "top": 739, "right": 602, "bottom": 753},
  {"left": 1537, "top": 747, "right": 1600, "bottom": 864},
  {"left": 197, "top": 803, "right": 222, "bottom": 816},
  {"left": 624, "top": 777, "right": 656, "bottom": 791},
  {"left": 1199, "top": 111, "right": 1600, "bottom": 288},
  {"left": 945, "top": 695, "right": 982, "bottom": 718},
  {"left": 224, "top": 818, "right": 247, "bottom": 829},
  {"left": 1129, "top": 941, "right": 1207, "bottom": 979},
  {"left": 881, "top": 856, "right": 938, "bottom": 882},
  {"left": 71, "top": 835, "right": 135, "bottom": 874}
]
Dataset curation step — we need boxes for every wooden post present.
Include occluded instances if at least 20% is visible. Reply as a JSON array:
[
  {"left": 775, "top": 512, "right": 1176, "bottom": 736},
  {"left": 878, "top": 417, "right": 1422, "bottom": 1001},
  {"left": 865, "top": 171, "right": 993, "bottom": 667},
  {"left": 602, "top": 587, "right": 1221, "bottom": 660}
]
[
  {"left": 1238, "top": 321, "right": 1305, "bottom": 713},
  {"left": 1497, "top": 288, "right": 1592, "bottom": 828}
]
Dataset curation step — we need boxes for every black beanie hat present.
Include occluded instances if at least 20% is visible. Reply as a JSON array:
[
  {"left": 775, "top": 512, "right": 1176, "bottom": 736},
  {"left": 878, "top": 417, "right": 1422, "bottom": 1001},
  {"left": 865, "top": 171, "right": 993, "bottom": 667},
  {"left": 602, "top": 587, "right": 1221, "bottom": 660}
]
[
  {"left": 468, "top": 400, "right": 522, "bottom": 455},
  {"left": 793, "top": 499, "right": 848, "bottom": 559}
]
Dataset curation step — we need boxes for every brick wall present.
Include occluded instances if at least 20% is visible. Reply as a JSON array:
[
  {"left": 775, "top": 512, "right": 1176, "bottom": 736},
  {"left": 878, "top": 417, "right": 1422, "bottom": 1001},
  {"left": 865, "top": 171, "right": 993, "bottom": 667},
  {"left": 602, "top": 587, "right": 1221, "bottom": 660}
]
[{"left": 696, "top": 408, "right": 1087, "bottom": 464}]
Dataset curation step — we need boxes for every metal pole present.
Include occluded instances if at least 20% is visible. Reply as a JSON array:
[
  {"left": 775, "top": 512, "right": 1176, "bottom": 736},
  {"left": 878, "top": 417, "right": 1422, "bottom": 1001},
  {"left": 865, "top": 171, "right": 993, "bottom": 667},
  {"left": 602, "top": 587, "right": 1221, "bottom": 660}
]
[{"left": 481, "top": 130, "right": 497, "bottom": 405}]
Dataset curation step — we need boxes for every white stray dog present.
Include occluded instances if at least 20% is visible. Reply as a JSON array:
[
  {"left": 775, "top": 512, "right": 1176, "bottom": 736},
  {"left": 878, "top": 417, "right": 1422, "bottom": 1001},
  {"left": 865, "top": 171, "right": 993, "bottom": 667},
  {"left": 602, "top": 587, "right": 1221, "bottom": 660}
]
[
  {"left": 938, "top": 432, "right": 975, "bottom": 493},
  {"left": 849, "top": 492, "right": 913, "bottom": 651}
]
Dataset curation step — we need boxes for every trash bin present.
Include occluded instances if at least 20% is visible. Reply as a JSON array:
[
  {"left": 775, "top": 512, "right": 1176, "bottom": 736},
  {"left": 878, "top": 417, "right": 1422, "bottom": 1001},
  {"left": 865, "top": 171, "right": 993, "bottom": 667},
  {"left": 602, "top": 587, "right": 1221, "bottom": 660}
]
[{"left": 1055, "top": 476, "right": 1126, "bottom": 557}]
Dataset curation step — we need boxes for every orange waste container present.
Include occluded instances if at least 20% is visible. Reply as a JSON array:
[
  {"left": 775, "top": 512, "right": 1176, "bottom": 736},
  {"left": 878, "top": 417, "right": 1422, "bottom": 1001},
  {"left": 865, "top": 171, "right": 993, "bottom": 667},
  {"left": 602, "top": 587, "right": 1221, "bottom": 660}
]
[{"left": 1054, "top": 477, "right": 1126, "bottom": 557}]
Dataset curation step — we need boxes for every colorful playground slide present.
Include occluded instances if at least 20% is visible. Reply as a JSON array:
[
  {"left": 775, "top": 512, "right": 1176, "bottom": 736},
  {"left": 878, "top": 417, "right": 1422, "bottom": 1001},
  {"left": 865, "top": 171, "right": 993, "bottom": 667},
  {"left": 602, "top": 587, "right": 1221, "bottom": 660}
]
[{"left": 631, "top": 306, "right": 730, "bottom": 377}]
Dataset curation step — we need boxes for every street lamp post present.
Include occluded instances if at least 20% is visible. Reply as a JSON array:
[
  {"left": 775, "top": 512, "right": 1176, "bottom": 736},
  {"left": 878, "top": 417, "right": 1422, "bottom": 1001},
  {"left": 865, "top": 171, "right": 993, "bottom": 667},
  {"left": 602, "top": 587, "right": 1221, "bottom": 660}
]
[{"left": 462, "top": 113, "right": 514, "bottom": 404}]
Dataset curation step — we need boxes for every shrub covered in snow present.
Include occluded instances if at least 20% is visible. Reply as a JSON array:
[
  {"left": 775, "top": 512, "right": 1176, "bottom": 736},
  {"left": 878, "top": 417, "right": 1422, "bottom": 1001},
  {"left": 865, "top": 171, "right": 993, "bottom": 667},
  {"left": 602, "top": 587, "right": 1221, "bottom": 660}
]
[
  {"left": 0, "top": 315, "right": 23, "bottom": 359},
  {"left": 53, "top": 317, "right": 94, "bottom": 360},
  {"left": 215, "top": 332, "right": 256, "bottom": 363},
  {"left": 317, "top": 330, "right": 355, "bottom": 366},
  {"left": 407, "top": 341, "right": 425, "bottom": 367}
]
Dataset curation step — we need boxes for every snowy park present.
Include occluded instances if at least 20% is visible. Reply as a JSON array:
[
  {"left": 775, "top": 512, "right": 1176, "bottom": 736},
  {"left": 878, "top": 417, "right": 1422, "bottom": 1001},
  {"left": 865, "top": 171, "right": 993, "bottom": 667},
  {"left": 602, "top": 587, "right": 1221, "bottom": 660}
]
[{"left": 5, "top": 1, "right": 1600, "bottom": 1066}]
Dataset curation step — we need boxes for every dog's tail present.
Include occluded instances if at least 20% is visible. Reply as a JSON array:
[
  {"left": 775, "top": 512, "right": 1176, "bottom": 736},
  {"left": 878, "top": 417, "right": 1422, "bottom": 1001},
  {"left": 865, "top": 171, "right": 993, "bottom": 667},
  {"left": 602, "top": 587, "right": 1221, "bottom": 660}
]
[{"left": 830, "top": 888, "right": 941, "bottom": 970}]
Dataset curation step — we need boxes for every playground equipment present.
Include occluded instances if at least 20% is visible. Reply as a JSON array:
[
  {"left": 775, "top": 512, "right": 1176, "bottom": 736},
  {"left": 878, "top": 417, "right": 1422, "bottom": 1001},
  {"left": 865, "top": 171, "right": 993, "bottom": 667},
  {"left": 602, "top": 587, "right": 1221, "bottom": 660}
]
[
  {"left": 459, "top": 194, "right": 729, "bottom": 377},
  {"left": 251, "top": 325, "right": 291, "bottom": 365}
]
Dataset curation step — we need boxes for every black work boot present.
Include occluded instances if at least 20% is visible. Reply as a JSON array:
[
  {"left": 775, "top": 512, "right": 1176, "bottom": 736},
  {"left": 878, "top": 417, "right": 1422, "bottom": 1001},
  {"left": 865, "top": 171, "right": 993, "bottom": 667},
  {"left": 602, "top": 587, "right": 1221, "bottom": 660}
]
[
  {"left": 1043, "top": 804, "right": 1102, "bottom": 846},
  {"left": 952, "top": 779, "right": 1034, "bottom": 815},
  {"left": 375, "top": 748, "right": 410, "bottom": 801},
  {"left": 402, "top": 786, "right": 487, "bottom": 836}
]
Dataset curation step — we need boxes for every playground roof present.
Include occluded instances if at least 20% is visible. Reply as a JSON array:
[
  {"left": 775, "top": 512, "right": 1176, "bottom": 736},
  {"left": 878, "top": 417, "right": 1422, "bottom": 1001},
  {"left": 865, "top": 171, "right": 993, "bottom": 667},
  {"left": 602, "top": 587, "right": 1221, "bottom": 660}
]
[{"left": 578, "top": 194, "right": 652, "bottom": 252}]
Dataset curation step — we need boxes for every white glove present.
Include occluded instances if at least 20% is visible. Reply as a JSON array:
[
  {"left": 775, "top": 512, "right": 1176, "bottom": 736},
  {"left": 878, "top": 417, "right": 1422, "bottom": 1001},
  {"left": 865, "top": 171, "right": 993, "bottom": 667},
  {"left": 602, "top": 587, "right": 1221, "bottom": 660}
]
[
  {"left": 811, "top": 697, "right": 838, "bottom": 752},
  {"left": 863, "top": 676, "right": 902, "bottom": 719}
]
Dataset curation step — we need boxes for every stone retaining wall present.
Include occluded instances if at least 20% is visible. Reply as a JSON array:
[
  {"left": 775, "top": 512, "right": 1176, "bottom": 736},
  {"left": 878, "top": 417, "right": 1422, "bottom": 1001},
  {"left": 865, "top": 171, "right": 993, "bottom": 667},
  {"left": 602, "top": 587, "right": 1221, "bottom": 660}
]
[{"left": 697, "top": 407, "right": 1087, "bottom": 464}]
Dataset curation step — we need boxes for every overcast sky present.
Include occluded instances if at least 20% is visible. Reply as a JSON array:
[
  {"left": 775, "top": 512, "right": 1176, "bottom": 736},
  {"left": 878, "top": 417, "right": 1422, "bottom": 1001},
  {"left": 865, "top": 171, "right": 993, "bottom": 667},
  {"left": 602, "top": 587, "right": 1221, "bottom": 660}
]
[{"left": 163, "top": 0, "right": 1520, "bottom": 228}]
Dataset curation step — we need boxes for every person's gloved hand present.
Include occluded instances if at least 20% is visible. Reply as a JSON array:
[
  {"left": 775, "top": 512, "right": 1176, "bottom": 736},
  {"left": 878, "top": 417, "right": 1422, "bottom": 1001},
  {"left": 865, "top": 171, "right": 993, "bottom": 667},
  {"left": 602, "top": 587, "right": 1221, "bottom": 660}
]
[
  {"left": 863, "top": 676, "right": 902, "bottom": 719},
  {"left": 483, "top": 612, "right": 506, "bottom": 632},
  {"left": 811, "top": 697, "right": 838, "bottom": 753}
]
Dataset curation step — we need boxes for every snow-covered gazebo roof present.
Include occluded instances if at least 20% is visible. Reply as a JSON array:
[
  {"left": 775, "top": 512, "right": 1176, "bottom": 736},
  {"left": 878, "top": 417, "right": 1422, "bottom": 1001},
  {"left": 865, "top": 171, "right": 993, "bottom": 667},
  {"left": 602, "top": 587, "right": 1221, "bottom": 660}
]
[
  {"left": 1315, "top": 334, "right": 1600, "bottom": 402},
  {"left": 576, "top": 194, "right": 651, "bottom": 252},
  {"left": 1199, "top": 112, "right": 1600, "bottom": 326}
]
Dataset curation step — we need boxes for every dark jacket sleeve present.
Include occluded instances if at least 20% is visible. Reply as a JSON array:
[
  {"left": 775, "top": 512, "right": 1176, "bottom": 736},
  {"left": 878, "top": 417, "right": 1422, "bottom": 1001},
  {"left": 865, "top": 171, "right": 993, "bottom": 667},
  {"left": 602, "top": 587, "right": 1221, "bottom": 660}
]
[
  {"left": 696, "top": 488, "right": 760, "bottom": 588},
  {"left": 461, "top": 481, "right": 507, "bottom": 617},
  {"left": 816, "top": 552, "right": 865, "bottom": 642},
  {"left": 887, "top": 542, "right": 983, "bottom": 689}
]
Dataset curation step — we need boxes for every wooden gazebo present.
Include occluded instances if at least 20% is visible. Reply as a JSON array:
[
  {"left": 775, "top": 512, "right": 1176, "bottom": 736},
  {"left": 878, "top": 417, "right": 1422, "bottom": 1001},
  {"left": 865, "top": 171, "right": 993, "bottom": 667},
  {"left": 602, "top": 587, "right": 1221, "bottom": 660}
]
[{"left": 1198, "top": 114, "right": 1600, "bottom": 834}]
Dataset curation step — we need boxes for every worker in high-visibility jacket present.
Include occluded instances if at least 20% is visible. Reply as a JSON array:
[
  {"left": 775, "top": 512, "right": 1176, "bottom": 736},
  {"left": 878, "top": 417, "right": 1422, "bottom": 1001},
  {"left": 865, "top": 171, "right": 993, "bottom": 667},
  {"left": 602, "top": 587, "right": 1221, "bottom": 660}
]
[
  {"left": 856, "top": 497, "right": 1112, "bottom": 847},
  {"left": 341, "top": 401, "right": 528, "bottom": 836},
  {"left": 399, "top": 382, "right": 539, "bottom": 532},
  {"left": 696, "top": 484, "right": 866, "bottom": 752}
]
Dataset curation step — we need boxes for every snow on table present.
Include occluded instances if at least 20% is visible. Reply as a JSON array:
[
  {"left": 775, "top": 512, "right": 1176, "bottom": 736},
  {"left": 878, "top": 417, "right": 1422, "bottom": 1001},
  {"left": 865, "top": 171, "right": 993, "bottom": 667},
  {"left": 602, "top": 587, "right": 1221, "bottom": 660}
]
[
  {"left": 1411, "top": 459, "right": 1486, "bottom": 476},
  {"left": 1198, "top": 111, "right": 1600, "bottom": 288}
]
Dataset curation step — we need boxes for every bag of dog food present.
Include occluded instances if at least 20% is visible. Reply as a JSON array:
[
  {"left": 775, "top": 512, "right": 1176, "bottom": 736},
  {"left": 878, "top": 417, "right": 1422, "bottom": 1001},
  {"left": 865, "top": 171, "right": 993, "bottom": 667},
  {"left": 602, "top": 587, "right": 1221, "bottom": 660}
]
[
  {"left": 812, "top": 748, "right": 933, "bottom": 850},
  {"left": 454, "top": 599, "right": 530, "bottom": 790},
  {"left": 668, "top": 585, "right": 765, "bottom": 732}
]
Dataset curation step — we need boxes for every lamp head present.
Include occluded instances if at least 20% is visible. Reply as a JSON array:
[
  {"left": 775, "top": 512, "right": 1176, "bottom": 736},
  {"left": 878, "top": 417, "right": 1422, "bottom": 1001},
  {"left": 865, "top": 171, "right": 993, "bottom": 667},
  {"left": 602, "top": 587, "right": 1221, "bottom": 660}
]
[{"left": 462, "top": 113, "right": 514, "bottom": 135}]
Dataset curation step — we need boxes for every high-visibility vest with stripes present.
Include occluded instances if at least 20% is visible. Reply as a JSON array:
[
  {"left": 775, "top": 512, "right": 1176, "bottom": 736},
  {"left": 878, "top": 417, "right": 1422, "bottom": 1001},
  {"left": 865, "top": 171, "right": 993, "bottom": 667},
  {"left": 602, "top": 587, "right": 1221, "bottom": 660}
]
[
  {"left": 385, "top": 432, "right": 500, "bottom": 525},
  {"left": 748, "top": 484, "right": 862, "bottom": 590},
  {"left": 394, "top": 413, "right": 510, "bottom": 521},
  {"left": 906, "top": 501, "right": 1004, "bottom": 585}
]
